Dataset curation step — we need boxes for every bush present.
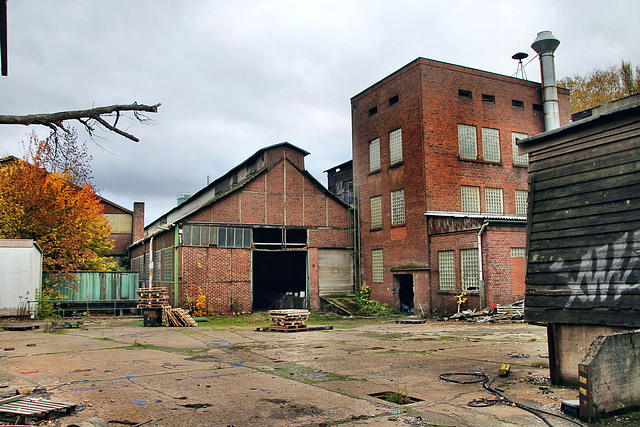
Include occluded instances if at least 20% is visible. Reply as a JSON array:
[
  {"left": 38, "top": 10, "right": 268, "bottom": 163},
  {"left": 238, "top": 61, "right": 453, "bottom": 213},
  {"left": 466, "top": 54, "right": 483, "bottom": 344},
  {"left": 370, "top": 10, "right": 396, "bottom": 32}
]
[{"left": 354, "top": 286, "right": 389, "bottom": 316}]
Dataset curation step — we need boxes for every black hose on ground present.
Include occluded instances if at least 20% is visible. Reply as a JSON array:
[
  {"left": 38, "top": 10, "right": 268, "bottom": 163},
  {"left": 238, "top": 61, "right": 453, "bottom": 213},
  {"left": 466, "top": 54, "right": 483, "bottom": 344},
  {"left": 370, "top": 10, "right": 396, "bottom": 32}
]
[{"left": 438, "top": 372, "right": 585, "bottom": 427}]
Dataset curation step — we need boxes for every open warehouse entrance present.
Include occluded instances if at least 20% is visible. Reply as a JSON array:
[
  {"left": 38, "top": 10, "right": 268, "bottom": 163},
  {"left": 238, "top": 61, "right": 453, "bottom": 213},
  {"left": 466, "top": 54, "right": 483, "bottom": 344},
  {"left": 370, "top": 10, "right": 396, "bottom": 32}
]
[{"left": 252, "top": 250, "right": 308, "bottom": 311}]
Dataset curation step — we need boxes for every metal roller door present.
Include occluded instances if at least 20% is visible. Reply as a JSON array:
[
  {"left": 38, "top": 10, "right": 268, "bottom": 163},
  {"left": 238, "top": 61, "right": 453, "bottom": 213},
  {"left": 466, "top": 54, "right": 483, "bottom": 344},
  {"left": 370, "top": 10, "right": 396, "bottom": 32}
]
[{"left": 318, "top": 249, "right": 353, "bottom": 296}]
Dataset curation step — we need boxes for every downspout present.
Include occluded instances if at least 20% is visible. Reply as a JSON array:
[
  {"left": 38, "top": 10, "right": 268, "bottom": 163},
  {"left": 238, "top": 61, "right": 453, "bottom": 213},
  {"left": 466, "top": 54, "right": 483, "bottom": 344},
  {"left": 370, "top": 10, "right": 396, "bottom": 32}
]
[
  {"left": 477, "top": 221, "right": 488, "bottom": 310},
  {"left": 149, "top": 236, "right": 154, "bottom": 289},
  {"left": 174, "top": 226, "right": 180, "bottom": 306}
]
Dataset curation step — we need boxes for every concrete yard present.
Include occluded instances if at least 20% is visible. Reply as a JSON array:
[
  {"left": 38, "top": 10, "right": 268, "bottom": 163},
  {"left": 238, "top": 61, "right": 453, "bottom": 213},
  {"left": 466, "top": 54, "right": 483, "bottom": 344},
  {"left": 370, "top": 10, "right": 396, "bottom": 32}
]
[{"left": 0, "top": 316, "right": 607, "bottom": 426}]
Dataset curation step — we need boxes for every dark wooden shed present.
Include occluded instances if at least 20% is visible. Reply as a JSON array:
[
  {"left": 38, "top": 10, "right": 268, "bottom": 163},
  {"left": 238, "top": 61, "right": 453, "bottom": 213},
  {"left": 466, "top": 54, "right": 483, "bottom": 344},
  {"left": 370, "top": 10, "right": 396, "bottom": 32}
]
[
  {"left": 518, "top": 100, "right": 640, "bottom": 388},
  {"left": 519, "top": 100, "right": 640, "bottom": 327}
]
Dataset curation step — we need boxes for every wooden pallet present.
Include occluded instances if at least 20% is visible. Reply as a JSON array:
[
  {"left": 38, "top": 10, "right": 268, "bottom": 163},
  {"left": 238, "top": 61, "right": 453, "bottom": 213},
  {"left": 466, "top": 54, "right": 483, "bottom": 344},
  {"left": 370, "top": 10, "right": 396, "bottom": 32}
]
[
  {"left": 162, "top": 306, "right": 198, "bottom": 327},
  {"left": 0, "top": 396, "right": 76, "bottom": 424},
  {"left": 137, "top": 287, "right": 169, "bottom": 308},
  {"left": 268, "top": 309, "right": 310, "bottom": 332}
]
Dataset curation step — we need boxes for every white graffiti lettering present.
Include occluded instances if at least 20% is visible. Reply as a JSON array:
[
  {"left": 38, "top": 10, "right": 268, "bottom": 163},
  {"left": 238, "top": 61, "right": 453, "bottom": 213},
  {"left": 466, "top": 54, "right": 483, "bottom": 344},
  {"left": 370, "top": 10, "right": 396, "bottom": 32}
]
[{"left": 548, "top": 230, "right": 640, "bottom": 308}]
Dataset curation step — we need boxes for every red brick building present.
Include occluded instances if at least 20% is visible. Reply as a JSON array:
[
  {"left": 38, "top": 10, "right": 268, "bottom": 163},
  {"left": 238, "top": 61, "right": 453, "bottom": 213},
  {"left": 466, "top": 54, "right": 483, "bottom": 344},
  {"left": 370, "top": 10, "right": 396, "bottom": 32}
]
[
  {"left": 351, "top": 58, "right": 570, "bottom": 315},
  {"left": 129, "top": 143, "right": 353, "bottom": 314}
]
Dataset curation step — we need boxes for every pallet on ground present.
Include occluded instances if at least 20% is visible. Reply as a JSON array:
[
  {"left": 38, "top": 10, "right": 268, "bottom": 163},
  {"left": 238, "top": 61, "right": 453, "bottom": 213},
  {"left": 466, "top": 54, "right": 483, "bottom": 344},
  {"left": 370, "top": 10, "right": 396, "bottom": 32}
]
[
  {"left": 162, "top": 306, "right": 198, "bottom": 327},
  {"left": 0, "top": 395, "right": 76, "bottom": 424}
]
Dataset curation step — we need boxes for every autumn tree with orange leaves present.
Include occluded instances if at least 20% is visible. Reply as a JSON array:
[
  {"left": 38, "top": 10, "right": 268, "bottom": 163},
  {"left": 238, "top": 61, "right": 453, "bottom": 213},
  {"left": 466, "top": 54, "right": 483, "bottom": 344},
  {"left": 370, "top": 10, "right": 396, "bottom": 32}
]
[
  {"left": 0, "top": 132, "right": 114, "bottom": 274},
  {"left": 559, "top": 60, "right": 640, "bottom": 113}
]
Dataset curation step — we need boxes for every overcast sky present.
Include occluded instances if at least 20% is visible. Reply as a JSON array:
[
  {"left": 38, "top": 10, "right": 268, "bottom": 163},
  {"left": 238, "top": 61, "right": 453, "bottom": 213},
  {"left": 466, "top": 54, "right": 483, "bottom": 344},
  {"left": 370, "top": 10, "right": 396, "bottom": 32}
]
[{"left": 1, "top": 0, "right": 639, "bottom": 225}]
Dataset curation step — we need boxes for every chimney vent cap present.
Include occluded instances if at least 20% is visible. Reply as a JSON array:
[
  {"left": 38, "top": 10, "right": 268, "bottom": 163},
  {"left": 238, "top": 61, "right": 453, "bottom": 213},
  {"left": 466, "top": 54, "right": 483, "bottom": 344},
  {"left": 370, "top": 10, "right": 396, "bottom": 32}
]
[{"left": 531, "top": 30, "right": 560, "bottom": 54}]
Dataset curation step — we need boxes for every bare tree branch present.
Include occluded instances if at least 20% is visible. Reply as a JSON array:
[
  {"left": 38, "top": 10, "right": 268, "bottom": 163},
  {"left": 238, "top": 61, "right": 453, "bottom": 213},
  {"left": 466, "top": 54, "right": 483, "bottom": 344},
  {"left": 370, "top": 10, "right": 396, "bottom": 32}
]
[{"left": 0, "top": 102, "right": 161, "bottom": 141}]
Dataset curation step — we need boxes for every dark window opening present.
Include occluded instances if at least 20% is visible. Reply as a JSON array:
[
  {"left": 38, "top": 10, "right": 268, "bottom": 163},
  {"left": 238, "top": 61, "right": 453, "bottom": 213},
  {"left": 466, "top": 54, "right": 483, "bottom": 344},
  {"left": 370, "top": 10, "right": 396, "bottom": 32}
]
[
  {"left": 253, "top": 251, "right": 307, "bottom": 311},
  {"left": 482, "top": 94, "right": 495, "bottom": 103},
  {"left": 512, "top": 100, "right": 524, "bottom": 109},
  {"left": 253, "top": 228, "right": 283, "bottom": 246},
  {"left": 369, "top": 106, "right": 378, "bottom": 116},
  {"left": 458, "top": 89, "right": 472, "bottom": 99},
  {"left": 533, "top": 103, "right": 543, "bottom": 112},
  {"left": 389, "top": 95, "right": 399, "bottom": 106},
  {"left": 286, "top": 229, "right": 307, "bottom": 246},
  {"left": 253, "top": 227, "right": 307, "bottom": 249}
]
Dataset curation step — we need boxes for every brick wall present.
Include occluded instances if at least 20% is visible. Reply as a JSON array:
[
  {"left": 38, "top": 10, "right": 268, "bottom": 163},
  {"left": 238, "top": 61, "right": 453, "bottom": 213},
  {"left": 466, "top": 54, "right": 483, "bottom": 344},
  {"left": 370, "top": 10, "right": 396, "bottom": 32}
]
[
  {"left": 138, "top": 148, "right": 351, "bottom": 315},
  {"left": 352, "top": 57, "right": 570, "bottom": 314}
]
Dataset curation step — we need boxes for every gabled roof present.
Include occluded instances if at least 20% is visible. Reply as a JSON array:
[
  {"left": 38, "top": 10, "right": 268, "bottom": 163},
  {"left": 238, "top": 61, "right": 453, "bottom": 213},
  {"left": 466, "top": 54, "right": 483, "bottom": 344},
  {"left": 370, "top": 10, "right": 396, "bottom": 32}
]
[{"left": 142, "top": 142, "right": 342, "bottom": 239}]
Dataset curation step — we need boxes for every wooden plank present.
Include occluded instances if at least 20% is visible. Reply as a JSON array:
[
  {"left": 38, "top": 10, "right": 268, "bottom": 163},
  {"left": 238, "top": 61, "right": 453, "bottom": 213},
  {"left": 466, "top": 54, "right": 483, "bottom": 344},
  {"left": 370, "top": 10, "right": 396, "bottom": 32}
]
[
  {"left": 529, "top": 229, "right": 640, "bottom": 250},
  {"left": 529, "top": 198, "right": 640, "bottom": 225},
  {"left": 528, "top": 125, "right": 640, "bottom": 171},
  {"left": 530, "top": 211, "right": 639, "bottom": 235},
  {"left": 532, "top": 180, "right": 640, "bottom": 212},
  {"left": 531, "top": 143, "right": 640, "bottom": 182},
  {"left": 532, "top": 161, "right": 640, "bottom": 196},
  {"left": 530, "top": 219, "right": 640, "bottom": 242},
  {"left": 524, "top": 306, "right": 640, "bottom": 327}
]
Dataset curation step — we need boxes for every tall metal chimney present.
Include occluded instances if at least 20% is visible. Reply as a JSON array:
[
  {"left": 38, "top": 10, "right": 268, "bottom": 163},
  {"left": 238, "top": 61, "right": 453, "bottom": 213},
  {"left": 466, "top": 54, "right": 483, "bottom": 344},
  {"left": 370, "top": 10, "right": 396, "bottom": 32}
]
[{"left": 532, "top": 31, "right": 560, "bottom": 131}]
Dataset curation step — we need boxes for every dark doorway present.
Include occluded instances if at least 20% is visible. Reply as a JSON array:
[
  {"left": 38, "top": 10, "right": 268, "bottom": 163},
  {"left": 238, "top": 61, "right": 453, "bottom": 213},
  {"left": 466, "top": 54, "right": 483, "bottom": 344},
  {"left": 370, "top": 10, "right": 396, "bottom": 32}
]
[
  {"left": 396, "top": 274, "right": 414, "bottom": 312},
  {"left": 252, "top": 250, "right": 307, "bottom": 311}
]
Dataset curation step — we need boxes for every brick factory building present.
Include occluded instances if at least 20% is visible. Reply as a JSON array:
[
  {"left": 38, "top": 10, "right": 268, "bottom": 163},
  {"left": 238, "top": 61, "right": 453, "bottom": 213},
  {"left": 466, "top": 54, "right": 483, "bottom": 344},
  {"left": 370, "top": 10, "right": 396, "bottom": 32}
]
[
  {"left": 350, "top": 57, "right": 570, "bottom": 315},
  {"left": 129, "top": 143, "right": 353, "bottom": 314}
]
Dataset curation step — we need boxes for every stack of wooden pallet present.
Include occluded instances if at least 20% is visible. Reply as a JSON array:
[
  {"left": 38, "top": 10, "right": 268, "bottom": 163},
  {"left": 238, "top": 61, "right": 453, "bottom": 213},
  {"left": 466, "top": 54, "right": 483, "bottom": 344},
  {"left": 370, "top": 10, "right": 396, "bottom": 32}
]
[
  {"left": 162, "top": 306, "right": 198, "bottom": 327},
  {"left": 268, "top": 309, "right": 310, "bottom": 332},
  {"left": 137, "top": 287, "right": 169, "bottom": 308}
]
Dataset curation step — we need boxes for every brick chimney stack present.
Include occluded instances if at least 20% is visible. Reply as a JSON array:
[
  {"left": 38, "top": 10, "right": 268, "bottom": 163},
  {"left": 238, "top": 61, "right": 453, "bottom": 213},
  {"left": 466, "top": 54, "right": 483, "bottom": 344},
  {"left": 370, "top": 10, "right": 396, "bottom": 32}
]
[{"left": 132, "top": 202, "right": 145, "bottom": 242}]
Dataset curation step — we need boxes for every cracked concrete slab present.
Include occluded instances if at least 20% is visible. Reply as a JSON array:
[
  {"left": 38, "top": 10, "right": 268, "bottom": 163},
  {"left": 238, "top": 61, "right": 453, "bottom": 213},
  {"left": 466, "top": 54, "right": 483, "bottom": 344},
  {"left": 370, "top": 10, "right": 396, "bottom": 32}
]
[{"left": 0, "top": 317, "right": 590, "bottom": 426}]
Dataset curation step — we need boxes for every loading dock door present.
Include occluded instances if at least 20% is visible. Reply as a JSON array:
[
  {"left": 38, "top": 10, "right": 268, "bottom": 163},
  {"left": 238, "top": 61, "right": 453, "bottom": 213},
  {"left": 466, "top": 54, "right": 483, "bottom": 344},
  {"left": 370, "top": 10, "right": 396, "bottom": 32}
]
[
  {"left": 318, "top": 249, "right": 353, "bottom": 296},
  {"left": 252, "top": 250, "right": 307, "bottom": 311}
]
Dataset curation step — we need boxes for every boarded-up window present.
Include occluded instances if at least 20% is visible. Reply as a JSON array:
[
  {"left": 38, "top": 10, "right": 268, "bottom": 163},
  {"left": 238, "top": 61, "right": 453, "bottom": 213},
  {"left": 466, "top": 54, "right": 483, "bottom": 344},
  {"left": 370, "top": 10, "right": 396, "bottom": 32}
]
[
  {"left": 461, "top": 185, "right": 480, "bottom": 213},
  {"left": 485, "top": 187, "right": 503, "bottom": 214},
  {"left": 370, "top": 196, "right": 382, "bottom": 229},
  {"left": 482, "top": 127, "right": 500, "bottom": 162},
  {"left": 390, "top": 189, "right": 405, "bottom": 225},
  {"left": 369, "top": 138, "right": 381, "bottom": 173},
  {"left": 461, "top": 248, "right": 479, "bottom": 291},
  {"left": 512, "top": 132, "right": 529, "bottom": 166},
  {"left": 458, "top": 124, "right": 477, "bottom": 159},
  {"left": 372, "top": 249, "right": 384, "bottom": 283},
  {"left": 515, "top": 189, "right": 528, "bottom": 216},
  {"left": 389, "top": 128, "right": 403, "bottom": 165},
  {"left": 438, "top": 251, "right": 455, "bottom": 290}
]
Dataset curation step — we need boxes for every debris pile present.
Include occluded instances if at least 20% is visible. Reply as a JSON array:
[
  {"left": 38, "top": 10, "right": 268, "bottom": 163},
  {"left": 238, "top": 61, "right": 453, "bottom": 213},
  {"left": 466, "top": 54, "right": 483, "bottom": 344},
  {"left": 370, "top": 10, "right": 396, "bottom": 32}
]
[{"left": 447, "top": 300, "right": 524, "bottom": 323}]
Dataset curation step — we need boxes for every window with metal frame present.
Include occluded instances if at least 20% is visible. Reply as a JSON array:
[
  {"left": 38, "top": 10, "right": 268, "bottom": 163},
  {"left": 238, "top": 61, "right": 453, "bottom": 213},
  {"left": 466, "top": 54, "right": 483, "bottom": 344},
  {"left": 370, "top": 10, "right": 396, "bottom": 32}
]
[
  {"left": 458, "top": 124, "right": 477, "bottom": 159},
  {"left": 461, "top": 185, "right": 480, "bottom": 213},
  {"left": 369, "top": 138, "right": 381, "bottom": 173},
  {"left": 485, "top": 187, "right": 503, "bottom": 214},
  {"left": 370, "top": 196, "right": 382, "bottom": 229},
  {"left": 390, "top": 189, "right": 405, "bottom": 225},
  {"left": 461, "top": 248, "right": 479, "bottom": 291},
  {"left": 438, "top": 251, "right": 455, "bottom": 291},
  {"left": 482, "top": 127, "right": 500, "bottom": 162},
  {"left": 512, "top": 132, "right": 529, "bottom": 166},
  {"left": 372, "top": 249, "right": 384, "bottom": 282},
  {"left": 515, "top": 189, "right": 528, "bottom": 216},
  {"left": 389, "top": 128, "right": 403, "bottom": 165}
]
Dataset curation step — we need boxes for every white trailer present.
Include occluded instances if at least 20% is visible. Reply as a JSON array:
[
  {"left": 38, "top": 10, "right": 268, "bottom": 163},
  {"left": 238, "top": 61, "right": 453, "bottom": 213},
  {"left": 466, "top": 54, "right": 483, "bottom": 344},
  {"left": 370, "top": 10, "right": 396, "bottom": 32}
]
[{"left": 0, "top": 239, "right": 42, "bottom": 316}]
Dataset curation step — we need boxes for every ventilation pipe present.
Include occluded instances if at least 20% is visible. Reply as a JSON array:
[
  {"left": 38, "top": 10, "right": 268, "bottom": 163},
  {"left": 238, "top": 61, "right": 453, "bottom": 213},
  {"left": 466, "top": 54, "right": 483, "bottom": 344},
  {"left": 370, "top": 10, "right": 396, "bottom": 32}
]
[{"left": 531, "top": 31, "right": 561, "bottom": 131}]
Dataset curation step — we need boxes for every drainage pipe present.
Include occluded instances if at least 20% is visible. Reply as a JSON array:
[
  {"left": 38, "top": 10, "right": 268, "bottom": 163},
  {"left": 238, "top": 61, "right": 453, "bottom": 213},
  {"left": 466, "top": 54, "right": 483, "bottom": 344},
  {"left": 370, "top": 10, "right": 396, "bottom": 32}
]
[{"left": 477, "top": 221, "right": 489, "bottom": 310}]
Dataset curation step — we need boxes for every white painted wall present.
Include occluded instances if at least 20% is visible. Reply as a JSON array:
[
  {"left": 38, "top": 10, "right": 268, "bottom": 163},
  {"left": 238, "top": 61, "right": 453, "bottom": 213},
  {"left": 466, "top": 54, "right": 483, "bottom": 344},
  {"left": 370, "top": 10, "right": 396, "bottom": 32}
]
[{"left": 0, "top": 240, "right": 42, "bottom": 316}]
